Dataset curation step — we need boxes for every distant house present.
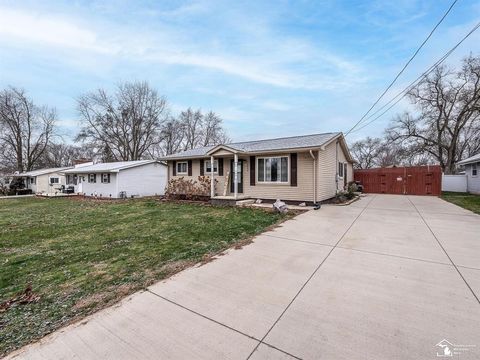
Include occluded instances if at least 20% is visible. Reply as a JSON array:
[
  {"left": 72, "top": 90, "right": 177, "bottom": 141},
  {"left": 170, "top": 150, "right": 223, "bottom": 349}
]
[
  {"left": 11, "top": 167, "right": 73, "bottom": 194},
  {"left": 160, "top": 132, "right": 354, "bottom": 204},
  {"left": 62, "top": 160, "right": 167, "bottom": 198},
  {"left": 458, "top": 153, "right": 480, "bottom": 194}
]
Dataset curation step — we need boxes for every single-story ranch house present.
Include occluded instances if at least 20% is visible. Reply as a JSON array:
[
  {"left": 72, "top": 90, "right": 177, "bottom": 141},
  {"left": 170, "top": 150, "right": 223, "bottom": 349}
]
[
  {"left": 458, "top": 153, "right": 480, "bottom": 194},
  {"left": 62, "top": 160, "right": 167, "bottom": 198},
  {"left": 11, "top": 166, "right": 73, "bottom": 194},
  {"left": 161, "top": 132, "right": 354, "bottom": 204}
]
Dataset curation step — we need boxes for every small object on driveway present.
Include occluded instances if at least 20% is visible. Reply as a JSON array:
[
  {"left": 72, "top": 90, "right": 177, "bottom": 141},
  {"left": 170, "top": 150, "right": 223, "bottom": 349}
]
[
  {"left": 273, "top": 199, "right": 288, "bottom": 213},
  {"left": 255, "top": 199, "right": 262, "bottom": 204},
  {"left": 299, "top": 202, "right": 306, "bottom": 207},
  {"left": 313, "top": 203, "right": 321, "bottom": 210}
]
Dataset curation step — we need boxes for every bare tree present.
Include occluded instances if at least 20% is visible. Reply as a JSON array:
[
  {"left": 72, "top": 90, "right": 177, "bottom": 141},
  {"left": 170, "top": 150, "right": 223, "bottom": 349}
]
[
  {"left": 202, "top": 111, "right": 231, "bottom": 146},
  {"left": 179, "top": 108, "right": 204, "bottom": 150},
  {"left": 39, "top": 143, "right": 95, "bottom": 167},
  {"left": 158, "top": 118, "right": 185, "bottom": 155},
  {"left": 387, "top": 55, "right": 480, "bottom": 174},
  {"left": 76, "top": 81, "right": 168, "bottom": 161},
  {"left": 350, "top": 137, "right": 383, "bottom": 169},
  {"left": 0, "top": 87, "right": 56, "bottom": 172}
]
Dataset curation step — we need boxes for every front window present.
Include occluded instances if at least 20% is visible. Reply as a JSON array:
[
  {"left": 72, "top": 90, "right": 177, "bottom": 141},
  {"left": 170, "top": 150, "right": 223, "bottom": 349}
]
[
  {"left": 177, "top": 161, "right": 188, "bottom": 175},
  {"left": 257, "top": 156, "right": 288, "bottom": 183},
  {"left": 101, "top": 173, "right": 110, "bottom": 183},
  {"left": 205, "top": 160, "right": 218, "bottom": 174},
  {"left": 49, "top": 177, "right": 59, "bottom": 184},
  {"left": 30, "top": 177, "right": 36, "bottom": 184},
  {"left": 88, "top": 174, "right": 96, "bottom": 183},
  {"left": 473, "top": 163, "right": 478, "bottom": 176},
  {"left": 338, "top": 162, "right": 344, "bottom": 178}
]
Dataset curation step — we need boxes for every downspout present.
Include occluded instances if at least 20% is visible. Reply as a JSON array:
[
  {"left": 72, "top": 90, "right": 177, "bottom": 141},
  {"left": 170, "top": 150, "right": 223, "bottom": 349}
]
[
  {"left": 335, "top": 141, "right": 339, "bottom": 193},
  {"left": 309, "top": 150, "right": 316, "bottom": 204}
]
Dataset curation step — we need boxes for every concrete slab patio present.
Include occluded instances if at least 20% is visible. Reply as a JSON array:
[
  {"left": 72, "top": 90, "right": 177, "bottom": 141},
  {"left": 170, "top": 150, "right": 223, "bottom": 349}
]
[{"left": 6, "top": 194, "right": 480, "bottom": 360}]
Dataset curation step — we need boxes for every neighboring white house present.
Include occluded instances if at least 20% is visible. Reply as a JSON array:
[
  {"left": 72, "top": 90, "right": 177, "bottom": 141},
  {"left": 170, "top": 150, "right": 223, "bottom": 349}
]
[
  {"left": 12, "top": 167, "right": 72, "bottom": 194},
  {"left": 458, "top": 153, "right": 480, "bottom": 194},
  {"left": 62, "top": 160, "right": 167, "bottom": 198},
  {"left": 10, "top": 161, "right": 94, "bottom": 195}
]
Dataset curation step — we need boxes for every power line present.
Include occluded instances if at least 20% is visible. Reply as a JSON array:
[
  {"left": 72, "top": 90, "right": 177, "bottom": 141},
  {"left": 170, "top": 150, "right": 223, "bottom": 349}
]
[
  {"left": 350, "top": 20, "right": 480, "bottom": 134},
  {"left": 345, "top": 0, "right": 459, "bottom": 136}
]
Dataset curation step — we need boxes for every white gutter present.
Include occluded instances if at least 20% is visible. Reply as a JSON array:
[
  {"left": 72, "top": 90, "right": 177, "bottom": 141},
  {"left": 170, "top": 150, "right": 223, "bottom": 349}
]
[{"left": 309, "top": 150, "right": 316, "bottom": 204}]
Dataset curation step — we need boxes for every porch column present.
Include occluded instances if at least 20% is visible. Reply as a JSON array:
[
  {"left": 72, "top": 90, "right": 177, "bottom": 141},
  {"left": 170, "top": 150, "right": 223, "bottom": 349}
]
[
  {"left": 234, "top": 153, "right": 238, "bottom": 200},
  {"left": 210, "top": 156, "right": 215, "bottom": 198}
]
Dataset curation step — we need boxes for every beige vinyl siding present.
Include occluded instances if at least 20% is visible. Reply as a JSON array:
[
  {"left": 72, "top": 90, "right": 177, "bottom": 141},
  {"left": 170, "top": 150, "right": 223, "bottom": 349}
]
[
  {"left": 168, "top": 159, "right": 227, "bottom": 196},
  {"left": 336, "top": 142, "right": 350, "bottom": 191},
  {"left": 316, "top": 140, "right": 354, "bottom": 199},
  {"left": 347, "top": 163, "right": 353, "bottom": 183},
  {"left": 317, "top": 142, "right": 337, "bottom": 201},
  {"left": 211, "top": 149, "right": 234, "bottom": 156},
  {"left": 35, "top": 172, "right": 67, "bottom": 194},
  {"left": 167, "top": 140, "right": 352, "bottom": 203},
  {"left": 241, "top": 152, "right": 315, "bottom": 202}
]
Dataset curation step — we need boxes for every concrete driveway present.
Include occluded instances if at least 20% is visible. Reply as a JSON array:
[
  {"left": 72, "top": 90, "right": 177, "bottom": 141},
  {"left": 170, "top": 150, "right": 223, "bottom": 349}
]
[{"left": 7, "top": 195, "right": 480, "bottom": 360}]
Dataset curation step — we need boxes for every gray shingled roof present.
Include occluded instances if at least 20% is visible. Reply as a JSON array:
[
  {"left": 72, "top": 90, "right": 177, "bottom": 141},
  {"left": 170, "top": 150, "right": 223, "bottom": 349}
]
[
  {"left": 63, "top": 160, "right": 163, "bottom": 173},
  {"left": 13, "top": 167, "right": 73, "bottom": 177},
  {"left": 162, "top": 132, "right": 341, "bottom": 159},
  {"left": 458, "top": 153, "right": 480, "bottom": 165}
]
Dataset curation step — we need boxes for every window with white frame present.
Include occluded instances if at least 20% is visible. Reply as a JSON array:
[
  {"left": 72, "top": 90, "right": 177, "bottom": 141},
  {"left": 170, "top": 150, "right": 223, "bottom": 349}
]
[
  {"left": 338, "top": 162, "right": 344, "bottom": 178},
  {"left": 30, "top": 177, "right": 36, "bottom": 184},
  {"left": 177, "top": 161, "right": 188, "bottom": 174},
  {"left": 88, "top": 174, "right": 96, "bottom": 183},
  {"left": 101, "top": 173, "right": 110, "bottom": 183},
  {"left": 49, "top": 177, "right": 59, "bottom": 184},
  {"left": 205, "top": 160, "right": 218, "bottom": 174},
  {"left": 257, "top": 156, "right": 288, "bottom": 183},
  {"left": 473, "top": 163, "right": 478, "bottom": 176}
]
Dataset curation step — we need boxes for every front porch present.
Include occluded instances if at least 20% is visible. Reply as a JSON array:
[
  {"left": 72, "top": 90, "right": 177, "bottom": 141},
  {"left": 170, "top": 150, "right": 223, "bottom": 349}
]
[{"left": 207, "top": 145, "right": 245, "bottom": 201}]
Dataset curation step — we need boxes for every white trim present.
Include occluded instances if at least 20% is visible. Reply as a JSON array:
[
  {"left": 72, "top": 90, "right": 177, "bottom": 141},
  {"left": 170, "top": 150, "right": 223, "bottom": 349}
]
[
  {"left": 206, "top": 144, "right": 239, "bottom": 156},
  {"left": 210, "top": 156, "right": 215, "bottom": 197},
  {"left": 204, "top": 159, "right": 219, "bottom": 174},
  {"left": 101, "top": 173, "right": 110, "bottom": 183},
  {"left": 176, "top": 161, "right": 188, "bottom": 175},
  {"left": 256, "top": 155, "right": 290, "bottom": 184},
  {"left": 338, "top": 161, "right": 345, "bottom": 179}
]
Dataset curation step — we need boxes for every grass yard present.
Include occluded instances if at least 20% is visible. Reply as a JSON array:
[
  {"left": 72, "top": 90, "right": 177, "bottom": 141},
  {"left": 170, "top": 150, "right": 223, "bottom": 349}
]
[
  {"left": 441, "top": 191, "right": 480, "bottom": 214},
  {"left": 0, "top": 197, "right": 291, "bottom": 356}
]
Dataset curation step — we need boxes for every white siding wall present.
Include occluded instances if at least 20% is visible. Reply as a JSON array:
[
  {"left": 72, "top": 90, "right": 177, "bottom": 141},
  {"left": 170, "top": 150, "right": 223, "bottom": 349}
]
[
  {"left": 117, "top": 162, "right": 167, "bottom": 197},
  {"left": 75, "top": 163, "right": 167, "bottom": 198},
  {"left": 465, "top": 163, "right": 480, "bottom": 194},
  {"left": 80, "top": 173, "right": 118, "bottom": 197}
]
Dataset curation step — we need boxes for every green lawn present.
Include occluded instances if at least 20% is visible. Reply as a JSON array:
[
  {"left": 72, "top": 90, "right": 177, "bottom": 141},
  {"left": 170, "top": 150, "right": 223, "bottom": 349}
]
[
  {"left": 441, "top": 192, "right": 480, "bottom": 214},
  {"left": 0, "top": 197, "right": 291, "bottom": 356}
]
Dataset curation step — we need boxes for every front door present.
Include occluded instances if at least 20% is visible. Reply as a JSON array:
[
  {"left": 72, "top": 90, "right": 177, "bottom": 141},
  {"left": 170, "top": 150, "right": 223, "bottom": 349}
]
[{"left": 230, "top": 159, "right": 243, "bottom": 193}]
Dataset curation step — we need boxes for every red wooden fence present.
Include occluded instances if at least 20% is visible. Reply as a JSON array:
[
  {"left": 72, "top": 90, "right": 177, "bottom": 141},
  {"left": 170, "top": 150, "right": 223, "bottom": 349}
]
[{"left": 354, "top": 165, "right": 442, "bottom": 196}]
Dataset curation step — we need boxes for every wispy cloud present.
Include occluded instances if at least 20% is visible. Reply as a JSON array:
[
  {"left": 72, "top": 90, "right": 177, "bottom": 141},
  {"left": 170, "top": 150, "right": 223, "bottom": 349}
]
[{"left": 0, "top": 5, "right": 365, "bottom": 90}]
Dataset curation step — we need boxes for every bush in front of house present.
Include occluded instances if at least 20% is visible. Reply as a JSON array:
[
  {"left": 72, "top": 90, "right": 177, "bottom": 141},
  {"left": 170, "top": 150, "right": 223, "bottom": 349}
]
[
  {"left": 334, "top": 183, "right": 358, "bottom": 203},
  {"left": 165, "top": 176, "right": 218, "bottom": 201}
]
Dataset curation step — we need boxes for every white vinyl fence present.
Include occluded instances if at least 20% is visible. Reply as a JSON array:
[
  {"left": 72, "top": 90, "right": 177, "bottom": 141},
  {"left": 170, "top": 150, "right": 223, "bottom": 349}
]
[{"left": 442, "top": 174, "right": 467, "bottom": 192}]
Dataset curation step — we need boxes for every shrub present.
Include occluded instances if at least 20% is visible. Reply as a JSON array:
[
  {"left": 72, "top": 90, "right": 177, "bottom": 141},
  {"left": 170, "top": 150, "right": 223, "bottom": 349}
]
[{"left": 165, "top": 176, "right": 218, "bottom": 201}]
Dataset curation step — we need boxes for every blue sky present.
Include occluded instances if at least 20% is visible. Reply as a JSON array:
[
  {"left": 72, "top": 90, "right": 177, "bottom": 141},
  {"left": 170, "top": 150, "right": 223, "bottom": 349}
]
[{"left": 0, "top": 0, "right": 479, "bottom": 143}]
